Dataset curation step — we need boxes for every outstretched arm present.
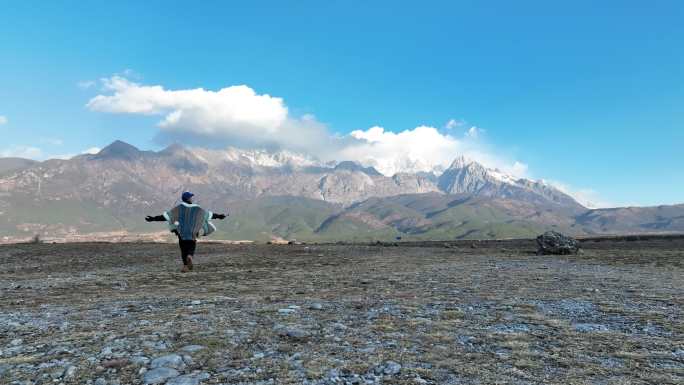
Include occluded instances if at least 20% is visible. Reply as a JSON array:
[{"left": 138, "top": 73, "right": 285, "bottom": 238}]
[
  {"left": 145, "top": 215, "right": 167, "bottom": 222},
  {"left": 212, "top": 213, "right": 228, "bottom": 220}
]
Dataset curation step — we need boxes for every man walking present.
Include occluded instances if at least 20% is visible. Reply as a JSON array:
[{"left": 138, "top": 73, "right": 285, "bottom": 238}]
[{"left": 145, "top": 191, "right": 227, "bottom": 272}]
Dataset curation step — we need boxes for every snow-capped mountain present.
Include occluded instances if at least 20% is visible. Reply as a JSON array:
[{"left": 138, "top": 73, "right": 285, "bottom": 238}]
[
  {"left": 182, "top": 146, "right": 581, "bottom": 208},
  {"left": 1, "top": 141, "right": 581, "bottom": 209},
  {"left": 437, "top": 156, "right": 582, "bottom": 208},
  {"left": 190, "top": 147, "right": 325, "bottom": 169},
  {"left": 3, "top": 140, "right": 683, "bottom": 241}
]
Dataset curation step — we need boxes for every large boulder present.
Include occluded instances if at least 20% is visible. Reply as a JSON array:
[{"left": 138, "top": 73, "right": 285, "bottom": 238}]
[{"left": 536, "top": 231, "right": 580, "bottom": 255}]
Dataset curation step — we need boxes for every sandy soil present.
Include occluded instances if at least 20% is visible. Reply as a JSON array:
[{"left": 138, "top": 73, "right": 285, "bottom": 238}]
[{"left": 1, "top": 237, "right": 682, "bottom": 384}]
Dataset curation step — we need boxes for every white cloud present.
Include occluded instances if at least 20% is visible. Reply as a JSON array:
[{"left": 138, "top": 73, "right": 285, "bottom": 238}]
[
  {"left": 546, "top": 180, "right": 613, "bottom": 209},
  {"left": 339, "top": 125, "right": 529, "bottom": 177},
  {"left": 465, "top": 126, "right": 483, "bottom": 139},
  {"left": 81, "top": 147, "right": 102, "bottom": 155},
  {"left": 77, "top": 80, "right": 96, "bottom": 89},
  {"left": 49, "top": 147, "right": 102, "bottom": 160},
  {"left": 82, "top": 76, "right": 614, "bottom": 207},
  {"left": 86, "top": 76, "right": 529, "bottom": 178},
  {"left": 82, "top": 147, "right": 101, "bottom": 154},
  {"left": 0, "top": 115, "right": 7, "bottom": 125},
  {"left": 87, "top": 76, "right": 289, "bottom": 138},
  {"left": 445, "top": 119, "right": 463, "bottom": 130},
  {"left": 0, "top": 145, "right": 42, "bottom": 159}
]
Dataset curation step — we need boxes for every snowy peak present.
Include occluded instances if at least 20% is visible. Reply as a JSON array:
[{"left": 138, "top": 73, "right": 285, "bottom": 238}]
[
  {"left": 78, "top": 141, "right": 584, "bottom": 209},
  {"left": 189, "top": 147, "right": 322, "bottom": 169},
  {"left": 438, "top": 156, "right": 584, "bottom": 209},
  {"left": 448, "top": 155, "right": 474, "bottom": 170}
]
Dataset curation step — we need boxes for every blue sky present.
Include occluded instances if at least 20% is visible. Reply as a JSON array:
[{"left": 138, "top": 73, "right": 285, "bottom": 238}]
[{"left": 0, "top": 1, "right": 682, "bottom": 207}]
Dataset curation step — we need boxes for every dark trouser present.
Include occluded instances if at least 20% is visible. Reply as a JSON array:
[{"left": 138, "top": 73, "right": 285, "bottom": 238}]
[{"left": 179, "top": 239, "right": 197, "bottom": 265}]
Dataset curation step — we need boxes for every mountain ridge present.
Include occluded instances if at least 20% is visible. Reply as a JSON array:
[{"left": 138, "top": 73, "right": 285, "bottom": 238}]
[{"left": 0, "top": 140, "right": 680, "bottom": 241}]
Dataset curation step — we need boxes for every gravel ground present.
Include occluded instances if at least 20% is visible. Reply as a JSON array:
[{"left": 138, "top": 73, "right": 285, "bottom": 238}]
[{"left": 0, "top": 237, "right": 682, "bottom": 384}]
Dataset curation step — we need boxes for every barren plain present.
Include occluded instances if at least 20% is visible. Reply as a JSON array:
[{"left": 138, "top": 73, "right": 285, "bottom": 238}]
[{"left": 1, "top": 237, "right": 682, "bottom": 384}]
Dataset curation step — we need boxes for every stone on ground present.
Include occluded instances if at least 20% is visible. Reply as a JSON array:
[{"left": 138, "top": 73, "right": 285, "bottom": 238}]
[
  {"left": 536, "top": 231, "right": 580, "bottom": 255},
  {"left": 150, "top": 354, "right": 185, "bottom": 369},
  {"left": 143, "top": 367, "right": 180, "bottom": 384}
]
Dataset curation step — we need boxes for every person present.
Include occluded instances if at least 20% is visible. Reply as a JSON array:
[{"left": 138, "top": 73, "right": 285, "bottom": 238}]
[{"left": 145, "top": 191, "right": 227, "bottom": 272}]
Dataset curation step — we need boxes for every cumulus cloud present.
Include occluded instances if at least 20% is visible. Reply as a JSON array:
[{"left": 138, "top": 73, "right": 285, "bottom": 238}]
[
  {"left": 86, "top": 76, "right": 530, "bottom": 177},
  {"left": 336, "top": 125, "right": 522, "bottom": 176},
  {"left": 0, "top": 115, "right": 7, "bottom": 125},
  {"left": 88, "top": 76, "right": 289, "bottom": 137},
  {"left": 84, "top": 76, "right": 615, "bottom": 205}
]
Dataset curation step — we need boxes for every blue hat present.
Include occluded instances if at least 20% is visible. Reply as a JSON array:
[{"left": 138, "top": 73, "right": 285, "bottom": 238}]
[{"left": 182, "top": 191, "right": 194, "bottom": 202}]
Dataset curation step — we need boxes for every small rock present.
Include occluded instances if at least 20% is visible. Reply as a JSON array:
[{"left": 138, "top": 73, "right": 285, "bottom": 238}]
[
  {"left": 574, "top": 323, "right": 609, "bottom": 333},
  {"left": 327, "top": 368, "right": 340, "bottom": 379},
  {"left": 197, "top": 372, "right": 210, "bottom": 380},
  {"left": 165, "top": 372, "right": 210, "bottom": 385},
  {"left": 165, "top": 374, "right": 202, "bottom": 385},
  {"left": 276, "top": 327, "right": 310, "bottom": 340},
  {"left": 383, "top": 361, "right": 402, "bottom": 375},
  {"left": 130, "top": 356, "right": 150, "bottom": 366},
  {"left": 308, "top": 303, "right": 324, "bottom": 310},
  {"left": 64, "top": 365, "right": 78, "bottom": 378},
  {"left": 150, "top": 354, "right": 185, "bottom": 369},
  {"left": 190, "top": 300, "right": 201, "bottom": 306},
  {"left": 180, "top": 345, "right": 205, "bottom": 353},
  {"left": 332, "top": 322, "right": 347, "bottom": 331},
  {"left": 94, "top": 378, "right": 107, "bottom": 385},
  {"left": 10, "top": 339, "right": 23, "bottom": 346},
  {"left": 50, "top": 367, "right": 65, "bottom": 379},
  {"left": 143, "top": 367, "right": 180, "bottom": 384},
  {"left": 278, "top": 308, "right": 296, "bottom": 315}
]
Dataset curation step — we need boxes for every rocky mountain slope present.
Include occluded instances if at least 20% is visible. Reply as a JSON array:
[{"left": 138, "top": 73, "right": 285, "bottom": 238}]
[
  {"left": 437, "top": 156, "right": 582, "bottom": 209},
  {"left": 0, "top": 140, "right": 681, "bottom": 241},
  {"left": 0, "top": 157, "right": 37, "bottom": 175}
]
